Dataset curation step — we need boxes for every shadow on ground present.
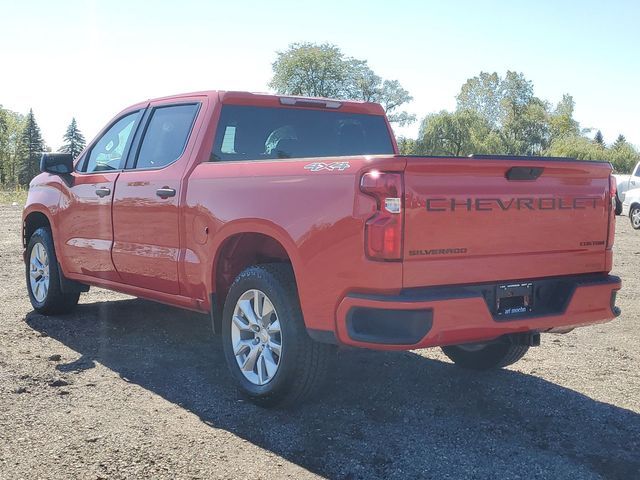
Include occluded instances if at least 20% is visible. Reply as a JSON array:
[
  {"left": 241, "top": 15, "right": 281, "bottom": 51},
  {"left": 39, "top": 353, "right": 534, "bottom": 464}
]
[{"left": 26, "top": 299, "right": 640, "bottom": 480}]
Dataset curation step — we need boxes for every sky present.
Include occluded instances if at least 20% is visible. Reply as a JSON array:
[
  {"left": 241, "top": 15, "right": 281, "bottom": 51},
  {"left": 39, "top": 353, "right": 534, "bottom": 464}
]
[{"left": 1, "top": 0, "right": 639, "bottom": 150}]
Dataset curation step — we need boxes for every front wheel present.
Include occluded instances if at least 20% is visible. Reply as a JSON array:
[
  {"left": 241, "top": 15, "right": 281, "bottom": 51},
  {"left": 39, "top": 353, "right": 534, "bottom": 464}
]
[
  {"left": 221, "top": 264, "right": 335, "bottom": 407},
  {"left": 630, "top": 205, "right": 640, "bottom": 230},
  {"left": 441, "top": 338, "right": 530, "bottom": 370},
  {"left": 26, "top": 227, "right": 80, "bottom": 315}
]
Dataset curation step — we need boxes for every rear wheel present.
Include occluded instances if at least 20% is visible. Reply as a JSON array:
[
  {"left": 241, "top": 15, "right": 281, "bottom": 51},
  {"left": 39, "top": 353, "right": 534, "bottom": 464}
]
[
  {"left": 26, "top": 227, "right": 80, "bottom": 315},
  {"left": 221, "top": 264, "right": 335, "bottom": 407},
  {"left": 441, "top": 338, "right": 529, "bottom": 370},
  {"left": 630, "top": 205, "right": 640, "bottom": 229}
]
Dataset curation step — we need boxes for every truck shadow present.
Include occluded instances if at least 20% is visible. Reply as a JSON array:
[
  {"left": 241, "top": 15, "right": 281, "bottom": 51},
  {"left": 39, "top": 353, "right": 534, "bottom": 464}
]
[{"left": 26, "top": 298, "right": 640, "bottom": 480}]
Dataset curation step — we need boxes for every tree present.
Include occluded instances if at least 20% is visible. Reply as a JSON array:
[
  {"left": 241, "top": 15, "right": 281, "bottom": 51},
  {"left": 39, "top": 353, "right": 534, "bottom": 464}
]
[
  {"left": 549, "top": 94, "right": 580, "bottom": 141},
  {"left": 416, "top": 110, "right": 492, "bottom": 156},
  {"left": 546, "top": 135, "right": 605, "bottom": 161},
  {"left": 270, "top": 43, "right": 415, "bottom": 125},
  {"left": 455, "top": 72, "right": 503, "bottom": 127},
  {"left": 376, "top": 80, "right": 416, "bottom": 126},
  {"left": 269, "top": 42, "right": 349, "bottom": 98},
  {"left": 608, "top": 142, "right": 639, "bottom": 173},
  {"left": 0, "top": 107, "right": 25, "bottom": 185},
  {"left": 613, "top": 134, "right": 627, "bottom": 149},
  {"left": 501, "top": 97, "right": 550, "bottom": 155},
  {"left": 17, "top": 109, "right": 45, "bottom": 185},
  {"left": 455, "top": 71, "right": 534, "bottom": 128},
  {"left": 396, "top": 136, "right": 418, "bottom": 155},
  {"left": 60, "top": 118, "right": 86, "bottom": 159},
  {"left": 594, "top": 130, "right": 604, "bottom": 146}
]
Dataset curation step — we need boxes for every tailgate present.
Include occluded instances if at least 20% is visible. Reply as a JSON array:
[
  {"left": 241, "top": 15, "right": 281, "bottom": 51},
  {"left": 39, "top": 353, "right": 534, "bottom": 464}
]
[{"left": 403, "top": 157, "right": 612, "bottom": 288}]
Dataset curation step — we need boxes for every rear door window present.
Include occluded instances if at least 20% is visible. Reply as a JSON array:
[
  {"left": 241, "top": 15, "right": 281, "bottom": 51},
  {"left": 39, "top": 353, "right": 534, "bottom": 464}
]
[
  {"left": 211, "top": 105, "right": 394, "bottom": 162},
  {"left": 133, "top": 104, "right": 199, "bottom": 170}
]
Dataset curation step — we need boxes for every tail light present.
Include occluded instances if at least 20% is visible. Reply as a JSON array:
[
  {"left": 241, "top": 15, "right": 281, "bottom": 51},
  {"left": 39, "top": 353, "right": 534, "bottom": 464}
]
[
  {"left": 607, "top": 174, "right": 616, "bottom": 249},
  {"left": 360, "top": 171, "right": 403, "bottom": 260}
]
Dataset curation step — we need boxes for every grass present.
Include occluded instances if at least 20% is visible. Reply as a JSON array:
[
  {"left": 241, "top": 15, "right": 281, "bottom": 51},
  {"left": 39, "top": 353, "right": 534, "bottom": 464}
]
[{"left": 0, "top": 187, "right": 28, "bottom": 205}]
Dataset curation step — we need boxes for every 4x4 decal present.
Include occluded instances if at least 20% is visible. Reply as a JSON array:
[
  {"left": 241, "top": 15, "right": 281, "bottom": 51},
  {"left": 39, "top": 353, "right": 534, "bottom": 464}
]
[{"left": 304, "top": 161, "right": 351, "bottom": 172}]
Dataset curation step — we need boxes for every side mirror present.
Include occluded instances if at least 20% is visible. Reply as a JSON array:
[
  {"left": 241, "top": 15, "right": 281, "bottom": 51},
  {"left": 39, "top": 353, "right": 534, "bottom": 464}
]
[{"left": 40, "top": 153, "right": 74, "bottom": 175}]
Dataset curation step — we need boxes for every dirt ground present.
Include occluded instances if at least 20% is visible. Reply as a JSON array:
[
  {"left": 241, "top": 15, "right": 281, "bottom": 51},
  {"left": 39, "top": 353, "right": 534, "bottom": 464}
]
[{"left": 0, "top": 203, "right": 638, "bottom": 480}]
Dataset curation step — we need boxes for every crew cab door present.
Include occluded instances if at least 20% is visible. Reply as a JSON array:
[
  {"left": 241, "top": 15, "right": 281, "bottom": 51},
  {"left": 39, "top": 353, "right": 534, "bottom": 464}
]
[
  {"left": 57, "top": 109, "right": 144, "bottom": 281},
  {"left": 111, "top": 99, "right": 203, "bottom": 294}
]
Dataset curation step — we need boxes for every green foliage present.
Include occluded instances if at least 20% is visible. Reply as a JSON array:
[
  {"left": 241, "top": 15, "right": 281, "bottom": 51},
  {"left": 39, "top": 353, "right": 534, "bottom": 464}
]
[
  {"left": 547, "top": 135, "right": 639, "bottom": 172},
  {"left": 547, "top": 135, "right": 607, "bottom": 160},
  {"left": 613, "top": 134, "right": 627, "bottom": 149},
  {"left": 17, "top": 109, "right": 45, "bottom": 186},
  {"left": 608, "top": 143, "right": 639, "bottom": 173},
  {"left": 269, "top": 43, "right": 349, "bottom": 98},
  {"left": 270, "top": 43, "right": 415, "bottom": 125},
  {"left": 60, "top": 118, "right": 86, "bottom": 159},
  {"left": 396, "top": 136, "right": 418, "bottom": 155},
  {"left": 454, "top": 71, "right": 551, "bottom": 155},
  {"left": 455, "top": 71, "right": 534, "bottom": 128},
  {"left": 416, "top": 110, "right": 493, "bottom": 156},
  {"left": 0, "top": 106, "right": 26, "bottom": 186},
  {"left": 418, "top": 70, "right": 640, "bottom": 169},
  {"left": 548, "top": 94, "right": 580, "bottom": 140},
  {"left": 500, "top": 97, "right": 550, "bottom": 155}
]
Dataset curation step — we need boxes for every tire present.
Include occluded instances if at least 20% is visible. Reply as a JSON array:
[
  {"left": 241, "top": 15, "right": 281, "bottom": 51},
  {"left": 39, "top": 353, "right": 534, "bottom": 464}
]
[
  {"left": 630, "top": 205, "right": 640, "bottom": 230},
  {"left": 26, "top": 227, "right": 80, "bottom": 315},
  {"left": 221, "top": 264, "right": 335, "bottom": 407},
  {"left": 615, "top": 194, "right": 623, "bottom": 215},
  {"left": 441, "top": 338, "right": 529, "bottom": 370}
]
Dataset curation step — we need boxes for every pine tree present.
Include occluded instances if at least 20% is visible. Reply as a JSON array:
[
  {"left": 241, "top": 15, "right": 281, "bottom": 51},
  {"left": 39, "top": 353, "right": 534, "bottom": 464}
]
[
  {"left": 60, "top": 117, "right": 86, "bottom": 159},
  {"left": 594, "top": 130, "right": 604, "bottom": 146},
  {"left": 613, "top": 134, "right": 627, "bottom": 150},
  {"left": 17, "top": 109, "right": 45, "bottom": 185}
]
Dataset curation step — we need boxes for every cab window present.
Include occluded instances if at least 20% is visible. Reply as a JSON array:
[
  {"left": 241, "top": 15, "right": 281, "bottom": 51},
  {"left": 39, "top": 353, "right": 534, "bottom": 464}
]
[
  {"left": 81, "top": 111, "right": 141, "bottom": 173},
  {"left": 133, "top": 104, "right": 199, "bottom": 169}
]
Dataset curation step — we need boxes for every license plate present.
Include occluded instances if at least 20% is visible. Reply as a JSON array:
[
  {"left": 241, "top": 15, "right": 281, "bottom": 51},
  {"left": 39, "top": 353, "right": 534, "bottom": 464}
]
[{"left": 496, "top": 282, "right": 533, "bottom": 316}]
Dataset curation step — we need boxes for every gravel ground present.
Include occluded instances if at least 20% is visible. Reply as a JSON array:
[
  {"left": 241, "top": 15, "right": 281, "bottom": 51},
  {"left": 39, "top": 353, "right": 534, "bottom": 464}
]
[{"left": 0, "top": 203, "right": 639, "bottom": 479}]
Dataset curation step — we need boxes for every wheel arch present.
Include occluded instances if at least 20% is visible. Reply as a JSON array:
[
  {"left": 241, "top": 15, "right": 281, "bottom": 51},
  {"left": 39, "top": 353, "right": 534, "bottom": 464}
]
[
  {"left": 210, "top": 223, "right": 302, "bottom": 331},
  {"left": 23, "top": 208, "right": 52, "bottom": 251}
]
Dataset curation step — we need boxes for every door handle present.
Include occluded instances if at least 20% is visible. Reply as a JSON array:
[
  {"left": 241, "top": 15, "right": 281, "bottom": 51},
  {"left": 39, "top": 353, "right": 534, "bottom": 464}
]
[
  {"left": 156, "top": 187, "right": 176, "bottom": 199},
  {"left": 95, "top": 187, "right": 111, "bottom": 198}
]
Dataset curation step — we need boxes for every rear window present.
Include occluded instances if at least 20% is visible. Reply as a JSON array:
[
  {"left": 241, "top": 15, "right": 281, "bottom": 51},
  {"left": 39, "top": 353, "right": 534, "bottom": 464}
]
[{"left": 211, "top": 105, "right": 394, "bottom": 162}]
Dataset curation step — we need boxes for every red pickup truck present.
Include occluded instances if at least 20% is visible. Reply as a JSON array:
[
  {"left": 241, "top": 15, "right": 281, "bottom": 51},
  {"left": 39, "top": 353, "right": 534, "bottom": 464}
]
[{"left": 23, "top": 91, "right": 621, "bottom": 406}]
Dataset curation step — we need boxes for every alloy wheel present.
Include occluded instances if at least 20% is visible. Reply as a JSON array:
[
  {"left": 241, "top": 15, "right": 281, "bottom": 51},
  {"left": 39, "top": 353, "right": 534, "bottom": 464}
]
[
  {"left": 231, "top": 289, "right": 282, "bottom": 385},
  {"left": 29, "top": 242, "right": 50, "bottom": 303},
  {"left": 632, "top": 208, "right": 640, "bottom": 228}
]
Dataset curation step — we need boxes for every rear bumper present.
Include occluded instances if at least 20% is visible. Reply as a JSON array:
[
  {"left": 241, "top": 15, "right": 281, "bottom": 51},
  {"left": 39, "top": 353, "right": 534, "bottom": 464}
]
[{"left": 331, "top": 274, "right": 621, "bottom": 350}]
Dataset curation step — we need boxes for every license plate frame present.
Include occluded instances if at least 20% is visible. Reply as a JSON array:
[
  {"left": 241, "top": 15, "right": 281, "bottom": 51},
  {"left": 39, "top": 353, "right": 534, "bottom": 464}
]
[{"left": 496, "top": 282, "right": 534, "bottom": 317}]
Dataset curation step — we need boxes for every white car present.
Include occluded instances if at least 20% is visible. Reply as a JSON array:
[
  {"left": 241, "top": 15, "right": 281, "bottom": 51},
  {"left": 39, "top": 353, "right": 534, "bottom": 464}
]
[
  {"left": 622, "top": 187, "right": 640, "bottom": 230},
  {"left": 614, "top": 161, "right": 640, "bottom": 214}
]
